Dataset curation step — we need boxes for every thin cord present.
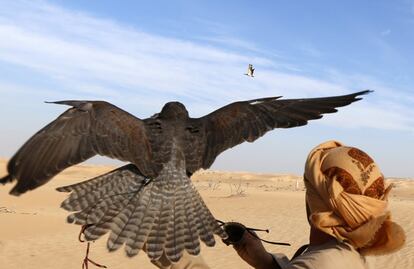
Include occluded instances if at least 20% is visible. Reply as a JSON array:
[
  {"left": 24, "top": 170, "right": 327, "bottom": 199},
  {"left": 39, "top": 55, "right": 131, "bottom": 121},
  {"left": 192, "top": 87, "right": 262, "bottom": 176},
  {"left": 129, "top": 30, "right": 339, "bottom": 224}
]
[
  {"left": 217, "top": 219, "right": 290, "bottom": 246},
  {"left": 79, "top": 225, "right": 108, "bottom": 269}
]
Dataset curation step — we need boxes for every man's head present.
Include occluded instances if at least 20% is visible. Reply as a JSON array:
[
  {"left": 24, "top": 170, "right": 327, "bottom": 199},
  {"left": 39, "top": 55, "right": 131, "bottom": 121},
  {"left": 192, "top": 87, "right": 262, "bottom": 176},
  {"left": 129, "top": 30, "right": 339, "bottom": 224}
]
[{"left": 303, "top": 140, "right": 405, "bottom": 255}]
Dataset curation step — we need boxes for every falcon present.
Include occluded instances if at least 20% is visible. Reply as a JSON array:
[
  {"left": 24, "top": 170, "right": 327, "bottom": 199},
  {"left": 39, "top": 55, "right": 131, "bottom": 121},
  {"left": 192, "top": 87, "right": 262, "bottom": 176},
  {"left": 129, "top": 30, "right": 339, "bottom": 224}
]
[
  {"left": 245, "top": 64, "right": 255, "bottom": 77},
  {"left": 0, "top": 90, "right": 371, "bottom": 262}
]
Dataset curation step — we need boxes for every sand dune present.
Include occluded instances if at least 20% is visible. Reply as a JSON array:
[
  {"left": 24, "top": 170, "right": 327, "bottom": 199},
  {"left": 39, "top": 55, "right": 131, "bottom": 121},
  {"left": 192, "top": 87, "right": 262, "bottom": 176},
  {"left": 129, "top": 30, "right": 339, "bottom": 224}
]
[{"left": 0, "top": 160, "right": 413, "bottom": 269}]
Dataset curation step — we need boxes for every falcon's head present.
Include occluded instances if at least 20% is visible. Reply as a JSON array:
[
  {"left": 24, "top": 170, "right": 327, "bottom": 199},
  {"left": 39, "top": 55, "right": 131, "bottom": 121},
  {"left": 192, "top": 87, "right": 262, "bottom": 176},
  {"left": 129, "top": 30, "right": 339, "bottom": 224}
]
[{"left": 159, "top": 102, "right": 189, "bottom": 120}]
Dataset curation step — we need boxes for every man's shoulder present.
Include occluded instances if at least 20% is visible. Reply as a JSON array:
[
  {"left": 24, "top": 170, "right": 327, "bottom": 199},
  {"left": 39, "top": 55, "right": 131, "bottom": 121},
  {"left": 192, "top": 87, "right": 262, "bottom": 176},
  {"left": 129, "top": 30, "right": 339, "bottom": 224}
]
[{"left": 274, "top": 241, "right": 369, "bottom": 269}]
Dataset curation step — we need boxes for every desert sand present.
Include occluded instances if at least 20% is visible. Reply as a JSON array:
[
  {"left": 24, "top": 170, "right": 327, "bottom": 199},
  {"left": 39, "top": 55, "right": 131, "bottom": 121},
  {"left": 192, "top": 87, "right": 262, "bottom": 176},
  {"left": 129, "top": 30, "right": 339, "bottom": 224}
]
[{"left": 0, "top": 159, "right": 413, "bottom": 269}]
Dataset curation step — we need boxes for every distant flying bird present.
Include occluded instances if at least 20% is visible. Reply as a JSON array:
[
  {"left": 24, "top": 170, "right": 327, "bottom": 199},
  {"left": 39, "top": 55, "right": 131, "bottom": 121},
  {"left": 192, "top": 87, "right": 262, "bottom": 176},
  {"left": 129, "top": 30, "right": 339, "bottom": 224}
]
[
  {"left": 1, "top": 90, "right": 371, "bottom": 262},
  {"left": 245, "top": 64, "right": 255, "bottom": 77}
]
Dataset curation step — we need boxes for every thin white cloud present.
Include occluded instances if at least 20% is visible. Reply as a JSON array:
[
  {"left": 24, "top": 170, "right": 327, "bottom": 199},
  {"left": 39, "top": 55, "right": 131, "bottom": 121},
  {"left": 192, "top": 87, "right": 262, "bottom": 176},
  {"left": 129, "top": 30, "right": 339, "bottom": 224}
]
[
  {"left": 199, "top": 36, "right": 282, "bottom": 58},
  {"left": 0, "top": 0, "right": 412, "bottom": 132},
  {"left": 297, "top": 43, "right": 322, "bottom": 58},
  {"left": 380, "top": 29, "right": 391, "bottom": 36}
]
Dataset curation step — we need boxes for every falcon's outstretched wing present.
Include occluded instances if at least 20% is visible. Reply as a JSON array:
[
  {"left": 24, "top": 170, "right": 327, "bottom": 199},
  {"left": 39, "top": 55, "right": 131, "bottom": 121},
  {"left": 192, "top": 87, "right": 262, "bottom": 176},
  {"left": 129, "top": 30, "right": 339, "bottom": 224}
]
[
  {"left": 192, "top": 90, "right": 371, "bottom": 169},
  {"left": 0, "top": 101, "right": 153, "bottom": 195}
]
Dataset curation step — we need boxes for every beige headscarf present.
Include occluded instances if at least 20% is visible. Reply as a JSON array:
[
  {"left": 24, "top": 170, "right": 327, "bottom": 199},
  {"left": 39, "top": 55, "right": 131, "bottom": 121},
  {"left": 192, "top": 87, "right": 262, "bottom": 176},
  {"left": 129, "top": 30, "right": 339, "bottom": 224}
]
[{"left": 304, "top": 140, "right": 405, "bottom": 255}]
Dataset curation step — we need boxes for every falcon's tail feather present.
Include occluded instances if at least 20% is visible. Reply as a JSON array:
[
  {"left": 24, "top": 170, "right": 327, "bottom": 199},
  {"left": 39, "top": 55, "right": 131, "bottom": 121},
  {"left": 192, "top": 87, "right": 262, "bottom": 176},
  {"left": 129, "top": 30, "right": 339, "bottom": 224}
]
[{"left": 57, "top": 163, "right": 225, "bottom": 263}]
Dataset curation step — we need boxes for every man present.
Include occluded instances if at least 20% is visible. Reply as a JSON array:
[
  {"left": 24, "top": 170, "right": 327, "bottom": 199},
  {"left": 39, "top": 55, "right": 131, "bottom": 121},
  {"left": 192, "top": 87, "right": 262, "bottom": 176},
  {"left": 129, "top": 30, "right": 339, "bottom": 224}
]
[
  {"left": 152, "top": 140, "right": 406, "bottom": 269},
  {"left": 232, "top": 140, "right": 406, "bottom": 269}
]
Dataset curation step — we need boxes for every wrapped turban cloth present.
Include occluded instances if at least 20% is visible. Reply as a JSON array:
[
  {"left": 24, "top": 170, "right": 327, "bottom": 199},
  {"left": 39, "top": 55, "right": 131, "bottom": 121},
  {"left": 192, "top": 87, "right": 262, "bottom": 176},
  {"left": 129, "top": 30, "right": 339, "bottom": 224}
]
[{"left": 304, "top": 140, "right": 405, "bottom": 255}]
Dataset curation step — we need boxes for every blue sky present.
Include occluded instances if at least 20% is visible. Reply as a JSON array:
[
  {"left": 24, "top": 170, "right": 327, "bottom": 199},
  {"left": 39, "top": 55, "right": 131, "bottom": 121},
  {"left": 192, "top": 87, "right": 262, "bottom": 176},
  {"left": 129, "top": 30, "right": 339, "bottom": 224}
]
[{"left": 0, "top": 0, "right": 413, "bottom": 177}]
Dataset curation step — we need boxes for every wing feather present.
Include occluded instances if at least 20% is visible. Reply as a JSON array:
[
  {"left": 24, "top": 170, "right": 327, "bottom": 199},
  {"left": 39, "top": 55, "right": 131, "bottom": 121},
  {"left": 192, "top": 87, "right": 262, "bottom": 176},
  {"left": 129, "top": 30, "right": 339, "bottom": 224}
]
[
  {"left": 191, "top": 90, "right": 371, "bottom": 169},
  {"left": 2, "top": 101, "right": 153, "bottom": 195}
]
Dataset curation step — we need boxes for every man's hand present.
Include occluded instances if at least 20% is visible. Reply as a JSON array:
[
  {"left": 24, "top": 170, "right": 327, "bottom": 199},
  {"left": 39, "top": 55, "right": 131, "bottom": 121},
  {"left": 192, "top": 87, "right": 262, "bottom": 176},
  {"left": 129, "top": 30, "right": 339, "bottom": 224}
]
[{"left": 232, "top": 231, "right": 280, "bottom": 269}]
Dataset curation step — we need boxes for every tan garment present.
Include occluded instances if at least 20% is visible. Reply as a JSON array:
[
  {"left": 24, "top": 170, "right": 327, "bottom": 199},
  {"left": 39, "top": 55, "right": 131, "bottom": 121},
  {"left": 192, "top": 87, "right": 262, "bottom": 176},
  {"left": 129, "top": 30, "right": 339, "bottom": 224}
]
[
  {"left": 152, "top": 252, "right": 210, "bottom": 269},
  {"left": 274, "top": 240, "right": 369, "bottom": 269},
  {"left": 304, "top": 140, "right": 405, "bottom": 255}
]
